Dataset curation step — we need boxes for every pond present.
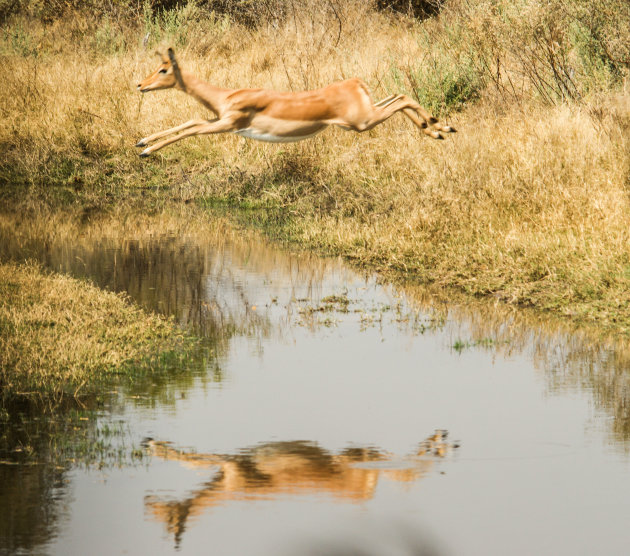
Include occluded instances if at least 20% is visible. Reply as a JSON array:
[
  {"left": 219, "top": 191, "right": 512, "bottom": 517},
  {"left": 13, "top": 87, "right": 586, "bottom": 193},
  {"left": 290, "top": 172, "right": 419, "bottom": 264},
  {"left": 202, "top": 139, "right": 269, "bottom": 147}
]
[{"left": 1, "top": 219, "right": 630, "bottom": 555}]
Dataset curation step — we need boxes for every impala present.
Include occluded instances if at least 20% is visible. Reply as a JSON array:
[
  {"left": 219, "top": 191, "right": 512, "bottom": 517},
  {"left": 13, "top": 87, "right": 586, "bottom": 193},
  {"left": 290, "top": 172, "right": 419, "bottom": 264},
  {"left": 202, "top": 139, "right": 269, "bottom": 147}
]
[
  {"left": 136, "top": 49, "right": 455, "bottom": 157},
  {"left": 143, "top": 432, "right": 455, "bottom": 545}
]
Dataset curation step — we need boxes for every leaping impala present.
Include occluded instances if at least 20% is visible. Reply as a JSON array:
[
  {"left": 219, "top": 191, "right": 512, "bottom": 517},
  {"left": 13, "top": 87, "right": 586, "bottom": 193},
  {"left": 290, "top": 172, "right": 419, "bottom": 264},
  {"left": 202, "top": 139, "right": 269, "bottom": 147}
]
[{"left": 136, "top": 48, "right": 455, "bottom": 157}]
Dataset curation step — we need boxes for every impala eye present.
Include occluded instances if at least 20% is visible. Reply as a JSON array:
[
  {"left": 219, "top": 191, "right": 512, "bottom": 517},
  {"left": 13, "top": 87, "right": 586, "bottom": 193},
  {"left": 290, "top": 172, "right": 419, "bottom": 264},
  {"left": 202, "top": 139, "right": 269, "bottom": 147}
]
[{"left": 159, "top": 68, "right": 167, "bottom": 74}]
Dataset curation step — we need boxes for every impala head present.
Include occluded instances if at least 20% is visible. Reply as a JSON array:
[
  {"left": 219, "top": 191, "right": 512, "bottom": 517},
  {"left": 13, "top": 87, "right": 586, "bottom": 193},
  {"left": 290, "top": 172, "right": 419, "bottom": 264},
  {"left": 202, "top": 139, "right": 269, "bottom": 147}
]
[{"left": 137, "top": 48, "right": 185, "bottom": 93}]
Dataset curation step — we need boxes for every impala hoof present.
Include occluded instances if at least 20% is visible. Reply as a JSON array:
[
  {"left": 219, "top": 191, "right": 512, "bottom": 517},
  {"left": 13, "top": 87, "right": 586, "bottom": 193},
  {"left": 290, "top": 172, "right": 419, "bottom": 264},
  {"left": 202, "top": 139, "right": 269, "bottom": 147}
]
[
  {"left": 135, "top": 140, "right": 147, "bottom": 147},
  {"left": 139, "top": 150, "right": 151, "bottom": 158}
]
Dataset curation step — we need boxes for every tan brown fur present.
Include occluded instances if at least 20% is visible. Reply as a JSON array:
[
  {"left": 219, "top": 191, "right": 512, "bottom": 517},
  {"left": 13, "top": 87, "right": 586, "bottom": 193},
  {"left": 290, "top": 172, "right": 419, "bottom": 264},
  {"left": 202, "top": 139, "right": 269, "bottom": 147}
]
[
  {"left": 135, "top": 49, "right": 455, "bottom": 157},
  {"left": 143, "top": 432, "right": 455, "bottom": 544}
]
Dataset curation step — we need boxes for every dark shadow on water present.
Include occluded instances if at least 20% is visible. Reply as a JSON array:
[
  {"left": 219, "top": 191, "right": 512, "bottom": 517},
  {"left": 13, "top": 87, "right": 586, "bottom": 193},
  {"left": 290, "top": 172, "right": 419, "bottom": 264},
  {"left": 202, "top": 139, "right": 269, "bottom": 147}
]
[
  {"left": 0, "top": 463, "right": 68, "bottom": 556},
  {"left": 0, "top": 404, "right": 111, "bottom": 555},
  {"left": 286, "top": 519, "right": 446, "bottom": 556}
]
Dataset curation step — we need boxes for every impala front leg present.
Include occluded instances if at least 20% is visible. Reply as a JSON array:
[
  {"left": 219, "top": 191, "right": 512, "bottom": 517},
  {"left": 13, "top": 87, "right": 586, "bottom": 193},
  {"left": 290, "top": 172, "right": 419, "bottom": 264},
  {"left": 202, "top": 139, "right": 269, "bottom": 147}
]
[
  {"left": 136, "top": 118, "right": 211, "bottom": 148},
  {"left": 139, "top": 117, "right": 241, "bottom": 157}
]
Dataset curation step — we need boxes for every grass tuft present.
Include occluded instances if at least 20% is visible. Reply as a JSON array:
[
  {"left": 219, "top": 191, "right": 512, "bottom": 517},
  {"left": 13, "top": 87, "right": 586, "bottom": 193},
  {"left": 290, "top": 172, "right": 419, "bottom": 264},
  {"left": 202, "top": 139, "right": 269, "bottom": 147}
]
[{"left": 0, "top": 261, "right": 194, "bottom": 407}]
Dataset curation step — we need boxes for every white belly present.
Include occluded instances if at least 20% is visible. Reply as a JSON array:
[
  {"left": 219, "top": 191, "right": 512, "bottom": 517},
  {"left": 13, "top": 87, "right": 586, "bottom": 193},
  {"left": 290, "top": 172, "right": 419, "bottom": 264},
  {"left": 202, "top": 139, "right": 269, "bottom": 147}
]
[{"left": 233, "top": 127, "right": 324, "bottom": 143}]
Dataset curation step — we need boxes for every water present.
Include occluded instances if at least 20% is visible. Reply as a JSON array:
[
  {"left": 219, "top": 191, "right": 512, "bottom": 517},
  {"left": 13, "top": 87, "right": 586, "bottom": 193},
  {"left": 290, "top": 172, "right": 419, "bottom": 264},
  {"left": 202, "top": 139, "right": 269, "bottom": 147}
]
[{"left": 2, "top": 225, "right": 630, "bottom": 555}]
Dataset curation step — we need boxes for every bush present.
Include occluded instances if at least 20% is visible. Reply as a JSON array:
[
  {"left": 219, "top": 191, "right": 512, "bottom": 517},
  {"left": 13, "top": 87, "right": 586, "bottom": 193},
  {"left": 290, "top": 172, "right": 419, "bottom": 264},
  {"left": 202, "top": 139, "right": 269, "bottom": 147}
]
[{"left": 375, "top": 0, "right": 443, "bottom": 20}]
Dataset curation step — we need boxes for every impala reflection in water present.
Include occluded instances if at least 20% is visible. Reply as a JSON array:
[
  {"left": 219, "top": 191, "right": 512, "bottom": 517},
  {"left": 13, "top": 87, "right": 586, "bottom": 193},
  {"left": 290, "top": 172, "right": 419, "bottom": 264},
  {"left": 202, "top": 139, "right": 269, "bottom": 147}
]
[{"left": 144, "top": 432, "right": 456, "bottom": 547}]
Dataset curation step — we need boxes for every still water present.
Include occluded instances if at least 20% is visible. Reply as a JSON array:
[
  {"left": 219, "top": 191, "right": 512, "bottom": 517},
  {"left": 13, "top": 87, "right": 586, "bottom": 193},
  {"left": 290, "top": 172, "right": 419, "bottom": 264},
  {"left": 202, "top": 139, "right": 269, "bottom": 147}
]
[{"left": 2, "top": 224, "right": 630, "bottom": 555}]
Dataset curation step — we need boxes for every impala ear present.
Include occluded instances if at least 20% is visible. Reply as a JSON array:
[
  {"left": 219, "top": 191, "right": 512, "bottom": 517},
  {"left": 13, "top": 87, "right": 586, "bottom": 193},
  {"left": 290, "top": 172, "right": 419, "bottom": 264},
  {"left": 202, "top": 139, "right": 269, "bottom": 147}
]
[
  {"left": 167, "top": 47, "right": 186, "bottom": 91},
  {"left": 167, "top": 47, "right": 178, "bottom": 66},
  {"left": 155, "top": 50, "right": 168, "bottom": 63}
]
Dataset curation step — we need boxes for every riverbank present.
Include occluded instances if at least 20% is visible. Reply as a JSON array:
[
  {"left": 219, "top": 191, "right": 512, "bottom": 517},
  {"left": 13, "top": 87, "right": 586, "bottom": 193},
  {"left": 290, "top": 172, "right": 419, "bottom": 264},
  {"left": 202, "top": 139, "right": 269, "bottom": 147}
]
[
  {"left": 1, "top": 0, "right": 629, "bottom": 337},
  {"left": 0, "top": 259, "right": 195, "bottom": 409}
]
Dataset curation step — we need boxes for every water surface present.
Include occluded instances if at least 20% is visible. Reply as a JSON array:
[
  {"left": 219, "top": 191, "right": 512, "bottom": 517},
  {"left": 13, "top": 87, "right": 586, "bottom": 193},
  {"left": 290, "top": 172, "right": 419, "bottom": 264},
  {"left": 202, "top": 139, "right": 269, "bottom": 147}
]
[{"left": 1, "top": 224, "right": 630, "bottom": 555}]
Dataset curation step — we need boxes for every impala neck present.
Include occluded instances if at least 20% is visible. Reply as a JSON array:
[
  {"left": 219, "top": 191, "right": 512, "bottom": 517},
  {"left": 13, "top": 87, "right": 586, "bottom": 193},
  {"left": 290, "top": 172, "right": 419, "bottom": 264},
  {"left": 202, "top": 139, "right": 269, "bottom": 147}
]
[{"left": 176, "top": 70, "right": 228, "bottom": 116}]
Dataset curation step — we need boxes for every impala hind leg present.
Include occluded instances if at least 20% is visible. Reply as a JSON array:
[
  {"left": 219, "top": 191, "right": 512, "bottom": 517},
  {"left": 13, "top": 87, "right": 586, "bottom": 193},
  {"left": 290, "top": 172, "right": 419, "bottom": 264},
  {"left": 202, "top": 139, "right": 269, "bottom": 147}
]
[
  {"left": 393, "top": 96, "right": 456, "bottom": 135},
  {"left": 373, "top": 94, "right": 397, "bottom": 108},
  {"left": 136, "top": 118, "right": 210, "bottom": 148},
  {"left": 139, "top": 118, "right": 239, "bottom": 157},
  {"left": 401, "top": 108, "right": 455, "bottom": 139},
  {"left": 401, "top": 103, "right": 456, "bottom": 136},
  {"left": 364, "top": 95, "right": 456, "bottom": 139}
]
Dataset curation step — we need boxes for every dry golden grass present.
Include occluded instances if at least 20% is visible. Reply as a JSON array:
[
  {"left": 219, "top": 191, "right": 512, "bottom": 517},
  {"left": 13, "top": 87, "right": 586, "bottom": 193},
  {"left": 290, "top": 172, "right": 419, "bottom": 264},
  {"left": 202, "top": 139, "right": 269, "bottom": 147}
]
[
  {"left": 0, "top": 260, "right": 190, "bottom": 405},
  {"left": 1, "top": 0, "right": 630, "bottom": 334}
]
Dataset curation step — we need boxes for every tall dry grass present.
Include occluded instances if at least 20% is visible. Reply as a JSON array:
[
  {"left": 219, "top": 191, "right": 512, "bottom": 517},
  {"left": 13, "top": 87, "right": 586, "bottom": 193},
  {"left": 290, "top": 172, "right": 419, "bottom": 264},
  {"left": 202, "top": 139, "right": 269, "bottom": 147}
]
[{"left": 1, "top": 0, "right": 629, "bottom": 333}]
